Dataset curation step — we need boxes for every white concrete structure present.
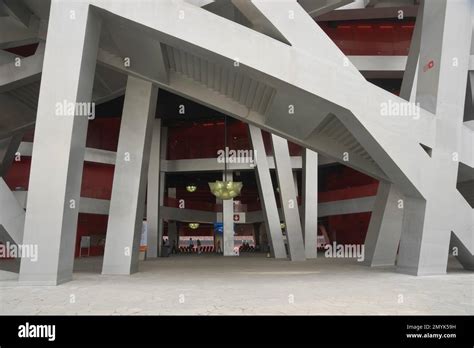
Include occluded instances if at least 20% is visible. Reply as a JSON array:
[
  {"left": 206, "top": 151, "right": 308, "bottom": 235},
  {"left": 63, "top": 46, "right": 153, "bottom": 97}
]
[
  {"left": 102, "top": 76, "right": 157, "bottom": 275},
  {"left": 0, "top": 0, "right": 472, "bottom": 284}
]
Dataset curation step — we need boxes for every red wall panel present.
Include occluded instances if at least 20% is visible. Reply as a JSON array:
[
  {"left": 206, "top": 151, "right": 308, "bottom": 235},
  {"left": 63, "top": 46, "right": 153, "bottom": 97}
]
[
  {"left": 75, "top": 213, "right": 108, "bottom": 257},
  {"left": 4, "top": 157, "right": 31, "bottom": 191},
  {"left": 319, "top": 20, "right": 415, "bottom": 56},
  {"left": 86, "top": 118, "right": 121, "bottom": 151},
  {"left": 80, "top": 162, "right": 115, "bottom": 200},
  {"left": 328, "top": 212, "right": 372, "bottom": 245}
]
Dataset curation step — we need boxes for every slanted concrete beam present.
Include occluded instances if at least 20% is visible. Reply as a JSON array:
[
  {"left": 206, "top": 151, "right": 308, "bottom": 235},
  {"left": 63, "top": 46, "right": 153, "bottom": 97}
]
[
  {"left": 272, "top": 134, "right": 305, "bottom": 261},
  {"left": 146, "top": 118, "right": 162, "bottom": 258},
  {"left": 1, "top": 0, "right": 34, "bottom": 28},
  {"left": 102, "top": 76, "right": 158, "bottom": 275},
  {"left": 222, "top": 171, "right": 235, "bottom": 256},
  {"left": 298, "top": 0, "right": 355, "bottom": 17},
  {"left": 363, "top": 182, "right": 403, "bottom": 266},
  {"left": 398, "top": 0, "right": 474, "bottom": 275},
  {"left": 0, "top": 177, "right": 25, "bottom": 246},
  {"left": 302, "top": 148, "right": 318, "bottom": 259},
  {"left": 19, "top": 1, "right": 101, "bottom": 285},
  {"left": 248, "top": 125, "right": 287, "bottom": 258}
]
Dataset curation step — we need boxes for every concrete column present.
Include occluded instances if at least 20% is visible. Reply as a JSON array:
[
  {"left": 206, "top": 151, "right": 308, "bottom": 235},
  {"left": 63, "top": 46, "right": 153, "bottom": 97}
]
[
  {"left": 449, "top": 232, "right": 474, "bottom": 270},
  {"left": 0, "top": 134, "right": 22, "bottom": 177},
  {"left": 248, "top": 125, "right": 286, "bottom": 258},
  {"left": 167, "top": 187, "right": 178, "bottom": 249},
  {"left": 222, "top": 171, "right": 235, "bottom": 256},
  {"left": 168, "top": 221, "right": 178, "bottom": 248},
  {"left": 363, "top": 181, "right": 403, "bottom": 266},
  {"left": 215, "top": 182, "right": 222, "bottom": 248},
  {"left": 259, "top": 223, "right": 269, "bottom": 251},
  {"left": 0, "top": 177, "right": 25, "bottom": 246},
  {"left": 102, "top": 76, "right": 158, "bottom": 275},
  {"left": 399, "top": 0, "right": 424, "bottom": 102},
  {"left": 465, "top": 72, "right": 474, "bottom": 122},
  {"left": 157, "top": 127, "right": 168, "bottom": 255},
  {"left": 293, "top": 171, "right": 299, "bottom": 198},
  {"left": 19, "top": 2, "right": 101, "bottom": 285},
  {"left": 146, "top": 118, "right": 161, "bottom": 258},
  {"left": 253, "top": 222, "right": 261, "bottom": 248},
  {"left": 271, "top": 134, "right": 305, "bottom": 261},
  {"left": 302, "top": 149, "right": 318, "bottom": 259},
  {"left": 398, "top": 0, "right": 473, "bottom": 275}
]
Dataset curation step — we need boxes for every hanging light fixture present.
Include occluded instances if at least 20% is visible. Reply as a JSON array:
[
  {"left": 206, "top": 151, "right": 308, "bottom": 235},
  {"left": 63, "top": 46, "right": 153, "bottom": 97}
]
[
  {"left": 188, "top": 222, "right": 200, "bottom": 229},
  {"left": 186, "top": 184, "right": 197, "bottom": 193},
  {"left": 209, "top": 180, "right": 243, "bottom": 200},
  {"left": 208, "top": 115, "right": 243, "bottom": 200},
  {"left": 280, "top": 222, "right": 286, "bottom": 229}
]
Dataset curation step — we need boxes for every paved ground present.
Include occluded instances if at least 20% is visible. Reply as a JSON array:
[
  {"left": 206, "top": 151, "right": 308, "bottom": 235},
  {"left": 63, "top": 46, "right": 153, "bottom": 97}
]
[{"left": 0, "top": 253, "right": 472, "bottom": 315}]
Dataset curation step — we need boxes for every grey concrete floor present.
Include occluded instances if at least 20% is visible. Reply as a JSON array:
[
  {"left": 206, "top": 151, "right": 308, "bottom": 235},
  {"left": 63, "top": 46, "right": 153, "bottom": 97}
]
[{"left": 0, "top": 253, "right": 472, "bottom": 315}]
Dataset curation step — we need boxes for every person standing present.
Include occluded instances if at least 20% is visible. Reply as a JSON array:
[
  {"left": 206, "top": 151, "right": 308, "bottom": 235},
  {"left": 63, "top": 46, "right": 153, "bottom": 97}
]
[
  {"left": 163, "top": 238, "right": 170, "bottom": 257},
  {"left": 197, "top": 239, "right": 202, "bottom": 254},
  {"left": 188, "top": 238, "right": 194, "bottom": 253}
]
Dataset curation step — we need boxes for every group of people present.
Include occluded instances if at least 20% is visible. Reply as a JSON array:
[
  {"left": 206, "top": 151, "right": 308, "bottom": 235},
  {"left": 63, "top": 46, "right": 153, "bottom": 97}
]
[
  {"left": 162, "top": 237, "right": 222, "bottom": 254},
  {"left": 161, "top": 238, "right": 178, "bottom": 255},
  {"left": 239, "top": 241, "right": 254, "bottom": 252},
  {"left": 165, "top": 237, "right": 259, "bottom": 255},
  {"left": 187, "top": 238, "right": 222, "bottom": 254}
]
